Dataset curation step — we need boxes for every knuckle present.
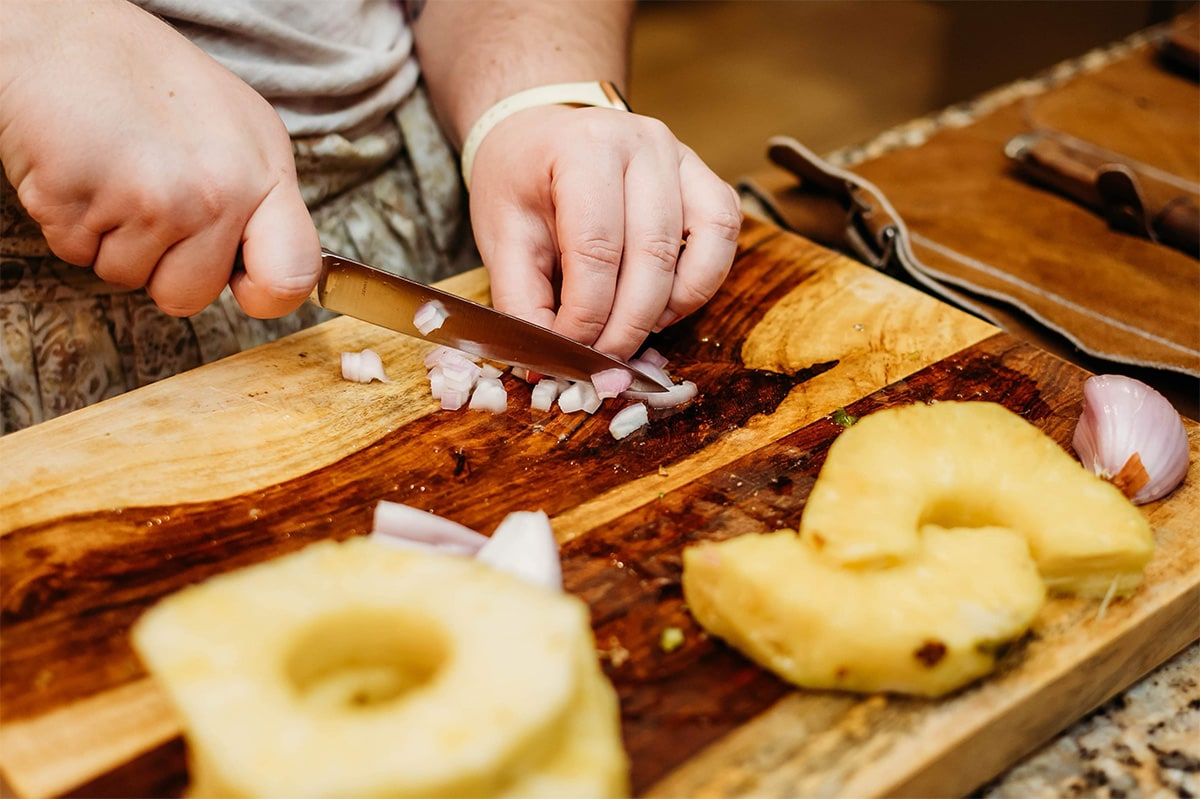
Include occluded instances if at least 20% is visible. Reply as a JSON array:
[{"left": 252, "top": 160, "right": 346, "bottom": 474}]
[
  {"left": 674, "top": 278, "right": 713, "bottom": 312},
  {"left": 566, "top": 236, "right": 623, "bottom": 274},
  {"left": 706, "top": 204, "right": 744, "bottom": 242},
  {"left": 635, "top": 234, "right": 683, "bottom": 272},
  {"left": 568, "top": 302, "right": 610, "bottom": 332},
  {"left": 565, "top": 313, "right": 607, "bottom": 344}
]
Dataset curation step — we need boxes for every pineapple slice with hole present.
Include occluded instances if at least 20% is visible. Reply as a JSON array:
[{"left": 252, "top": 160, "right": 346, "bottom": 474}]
[
  {"left": 131, "top": 538, "right": 628, "bottom": 799},
  {"left": 681, "top": 401, "right": 1155, "bottom": 697},
  {"left": 800, "top": 401, "right": 1153, "bottom": 596},
  {"left": 683, "top": 526, "right": 1046, "bottom": 698}
]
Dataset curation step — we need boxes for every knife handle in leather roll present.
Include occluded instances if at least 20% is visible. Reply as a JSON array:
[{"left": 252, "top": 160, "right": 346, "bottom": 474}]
[{"left": 1006, "top": 132, "right": 1200, "bottom": 259}]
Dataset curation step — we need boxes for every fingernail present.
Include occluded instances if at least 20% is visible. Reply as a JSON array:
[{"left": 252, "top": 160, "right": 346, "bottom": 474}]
[{"left": 653, "top": 310, "right": 679, "bottom": 332}]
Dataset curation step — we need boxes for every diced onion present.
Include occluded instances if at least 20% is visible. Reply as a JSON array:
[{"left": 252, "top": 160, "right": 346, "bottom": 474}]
[
  {"left": 369, "top": 502, "right": 562, "bottom": 590},
  {"left": 469, "top": 377, "right": 509, "bottom": 413},
  {"left": 626, "top": 358, "right": 673, "bottom": 389},
  {"left": 440, "top": 353, "right": 483, "bottom": 393},
  {"left": 621, "top": 380, "right": 697, "bottom": 409},
  {"left": 638, "top": 347, "right": 669, "bottom": 369},
  {"left": 418, "top": 343, "right": 694, "bottom": 435},
  {"left": 440, "top": 387, "right": 469, "bottom": 411},
  {"left": 413, "top": 300, "right": 449, "bottom": 335},
  {"left": 558, "top": 381, "right": 602, "bottom": 414},
  {"left": 530, "top": 378, "right": 566, "bottom": 412},
  {"left": 369, "top": 500, "right": 488, "bottom": 555},
  {"left": 427, "top": 367, "right": 445, "bottom": 399},
  {"left": 340, "top": 349, "right": 390, "bottom": 383},
  {"left": 610, "top": 403, "right": 649, "bottom": 440},
  {"left": 591, "top": 368, "right": 634, "bottom": 399},
  {"left": 424, "top": 345, "right": 469, "bottom": 368},
  {"left": 476, "top": 510, "right": 562, "bottom": 590}
]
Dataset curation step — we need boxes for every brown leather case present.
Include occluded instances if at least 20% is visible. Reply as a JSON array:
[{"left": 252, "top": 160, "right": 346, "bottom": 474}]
[{"left": 741, "top": 34, "right": 1200, "bottom": 382}]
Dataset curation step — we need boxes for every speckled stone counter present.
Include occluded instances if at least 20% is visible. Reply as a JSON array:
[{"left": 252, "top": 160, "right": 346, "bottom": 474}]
[
  {"left": 744, "top": 22, "right": 1200, "bottom": 799},
  {"left": 978, "top": 641, "right": 1198, "bottom": 799}
]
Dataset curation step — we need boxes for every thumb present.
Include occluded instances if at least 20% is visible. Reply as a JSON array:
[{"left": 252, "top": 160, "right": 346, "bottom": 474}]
[{"left": 229, "top": 183, "right": 321, "bottom": 319}]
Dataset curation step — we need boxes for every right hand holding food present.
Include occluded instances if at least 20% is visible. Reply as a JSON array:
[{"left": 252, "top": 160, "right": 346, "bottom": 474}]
[{"left": 0, "top": 0, "right": 321, "bottom": 319}]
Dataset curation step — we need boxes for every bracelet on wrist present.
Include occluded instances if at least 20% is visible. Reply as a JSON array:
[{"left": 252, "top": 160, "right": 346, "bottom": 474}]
[{"left": 459, "top": 80, "right": 631, "bottom": 189}]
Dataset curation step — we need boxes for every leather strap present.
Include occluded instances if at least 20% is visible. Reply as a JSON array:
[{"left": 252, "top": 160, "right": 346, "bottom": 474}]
[{"left": 740, "top": 136, "right": 1001, "bottom": 323}]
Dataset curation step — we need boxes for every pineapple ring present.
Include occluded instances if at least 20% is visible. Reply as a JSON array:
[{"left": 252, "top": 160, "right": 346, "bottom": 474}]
[
  {"left": 133, "top": 538, "right": 628, "bottom": 798},
  {"left": 683, "top": 525, "right": 1046, "bottom": 697},
  {"left": 682, "top": 402, "right": 1154, "bottom": 697},
  {"left": 800, "top": 402, "right": 1153, "bottom": 596}
]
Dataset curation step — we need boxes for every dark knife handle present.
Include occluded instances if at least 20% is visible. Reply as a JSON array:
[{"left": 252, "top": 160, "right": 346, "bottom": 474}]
[{"left": 1006, "top": 133, "right": 1200, "bottom": 259}]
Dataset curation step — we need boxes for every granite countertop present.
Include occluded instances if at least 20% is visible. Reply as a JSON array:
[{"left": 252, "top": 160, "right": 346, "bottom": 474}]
[
  {"left": 747, "top": 22, "right": 1200, "bottom": 799},
  {"left": 978, "top": 642, "right": 1199, "bottom": 799}
]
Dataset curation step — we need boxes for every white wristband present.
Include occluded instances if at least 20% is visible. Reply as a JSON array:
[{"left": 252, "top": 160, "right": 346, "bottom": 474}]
[{"left": 459, "top": 80, "right": 630, "bottom": 190}]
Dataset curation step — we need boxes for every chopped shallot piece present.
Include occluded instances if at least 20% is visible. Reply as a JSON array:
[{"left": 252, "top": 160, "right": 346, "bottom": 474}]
[
  {"left": 627, "top": 357, "right": 672, "bottom": 389},
  {"left": 621, "top": 380, "right": 698, "bottom": 409},
  {"left": 440, "top": 353, "right": 483, "bottom": 393},
  {"left": 610, "top": 403, "right": 649, "bottom": 440},
  {"left": 340, "top": 349, "right": 390, "bottom": 383},
  {"left": 591, "top": 368, "right": 634, "bottom": 399},
  {"left": 638, "top": 347, "right": 669, "bottom": 369},
  {"left": 424, "top": 345, "right": 469, "bottom": 368},
  {"left": 369, "top": 500, "right": 488, "bottom": 556},
  {"left": 413, "top": 300, "right": 449, "bottom": 335},
  {"left": 476, "top": 510, "right": 562, "bottom": 590},
  {"left": 530, "top": 378, "right": 566, "bottom": 412},
  {"left": 427, "top": 367, "right": 446, "bottom": 399},
  {"left": 558, "top": 381, "right": 602, "bottom": 414},
  {"left": 469, "top": 377, "right": 508, "bottom": 413},
  {"left": 369, "top": 503, "right": 563, "bottom": 590},
  {"left": 440, "top": 387, "right": 469, "bottom": 411},
  {"left": 415, "top": 336, "right": 693, "bottom": 432}
]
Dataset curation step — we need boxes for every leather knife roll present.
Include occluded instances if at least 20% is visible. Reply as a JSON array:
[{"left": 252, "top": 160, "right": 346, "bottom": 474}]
[{"left": 742, "top": 31, "right": 1200, "bottom": 381}]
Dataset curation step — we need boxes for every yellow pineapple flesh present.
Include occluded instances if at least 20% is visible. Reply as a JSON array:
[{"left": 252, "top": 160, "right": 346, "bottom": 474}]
[
  {"left": 132, "top": 538, "right": 629, "bottom": 799},
  {"left": 800, "top": 401, "right": 1153, "bottom": 596},
  {"left": 681, "top": 401, "right": 1155, "bottom": 697},
  {"left": 683, "top": 526, "right": 1045, "bottom": 697}
]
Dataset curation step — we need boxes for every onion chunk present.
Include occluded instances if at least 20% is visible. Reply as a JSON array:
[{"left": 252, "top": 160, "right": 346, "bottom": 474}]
[
  {"left": 340, "top": 349, "right": 390, "bottom": 384},
  {"left": 610, "top": 403, "right": 649, "bottom": 440},
  {"left": 469, "top": 377, "right": 509, "bottom": 413},
  {"left": 368, "top": 501, "right": 562, "bottom": 590},
  {"left": 414, "top": 300, "right": 449, "bottom": 335}
]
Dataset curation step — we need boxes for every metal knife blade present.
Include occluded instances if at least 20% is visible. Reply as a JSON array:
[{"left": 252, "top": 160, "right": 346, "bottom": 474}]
[{"left": 310, "top": 250, "right": 668, "bottom": 392}]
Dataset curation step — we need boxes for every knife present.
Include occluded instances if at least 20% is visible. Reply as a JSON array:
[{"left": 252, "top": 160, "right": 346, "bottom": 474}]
[
  {"left": 1004, "top": 131, "right": 1200, "bottom": 258},
  {"left": 310, "top": 250, "right": 668, "bottom": 392}
]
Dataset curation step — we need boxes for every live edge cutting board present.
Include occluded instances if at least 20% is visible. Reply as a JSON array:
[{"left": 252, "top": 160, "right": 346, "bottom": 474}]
[{"left": 1, "top": 218, "right": 1197, "bottom": 799}]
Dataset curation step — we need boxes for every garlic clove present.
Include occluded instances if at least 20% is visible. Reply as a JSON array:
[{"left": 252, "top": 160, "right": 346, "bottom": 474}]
[{"left": 1072, "top": 374, "right": 1190, "bottom": 504}]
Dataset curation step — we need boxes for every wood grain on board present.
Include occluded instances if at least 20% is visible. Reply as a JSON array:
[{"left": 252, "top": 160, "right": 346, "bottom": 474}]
[{"left": 1, "top": 219, "right": 1196, "bottom": 799}]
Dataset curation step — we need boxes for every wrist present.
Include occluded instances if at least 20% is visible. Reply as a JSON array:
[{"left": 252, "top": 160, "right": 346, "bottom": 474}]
[{"left": 458, "top": 80, "right": 630, "bottom": 189}]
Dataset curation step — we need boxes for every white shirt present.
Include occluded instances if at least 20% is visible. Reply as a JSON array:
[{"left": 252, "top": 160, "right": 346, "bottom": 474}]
[{"left": 138, "top": 0, "right": 419, "bottom": 136}]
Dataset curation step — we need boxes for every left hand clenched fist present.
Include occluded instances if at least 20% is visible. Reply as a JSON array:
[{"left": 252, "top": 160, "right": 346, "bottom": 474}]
[{"left": 466, "top": 104, "right": 741, "bottom": 361}]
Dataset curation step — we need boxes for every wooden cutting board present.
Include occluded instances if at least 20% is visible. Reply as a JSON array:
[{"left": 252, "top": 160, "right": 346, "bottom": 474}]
[{"left": 1, "top": 218, "right": 1197, "bottom": 799}]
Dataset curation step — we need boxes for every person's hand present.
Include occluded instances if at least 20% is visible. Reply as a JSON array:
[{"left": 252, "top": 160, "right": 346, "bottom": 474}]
[
  {"left": 466, "top": 104, "right": 741, "bottom": 360},
  {"left": 0, "top": 0, "right": 319, "bottom": 318}
]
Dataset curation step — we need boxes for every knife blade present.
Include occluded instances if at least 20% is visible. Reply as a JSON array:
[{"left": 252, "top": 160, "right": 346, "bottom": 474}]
[{"left": 310, "top": 250, "right": 668, "bottom": 392}]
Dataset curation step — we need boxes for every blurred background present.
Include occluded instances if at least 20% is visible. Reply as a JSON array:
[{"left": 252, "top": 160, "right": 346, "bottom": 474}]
[{"left": 628, "top": 0, "right": 1190, "bottom": 183}]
